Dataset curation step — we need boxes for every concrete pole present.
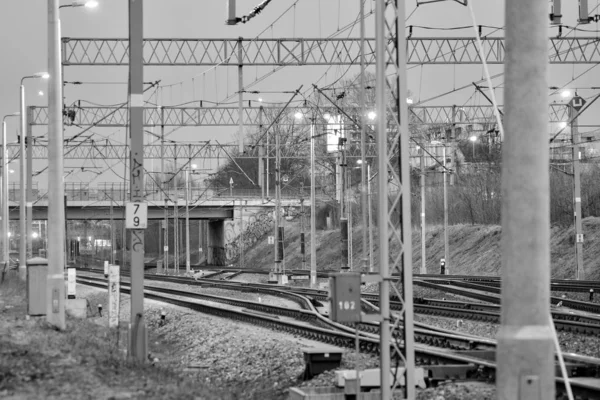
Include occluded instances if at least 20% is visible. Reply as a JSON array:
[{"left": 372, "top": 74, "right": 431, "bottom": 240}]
[
  {"left": 571, "top": 107, "right": 584, "bottom": 280},
  {"left": 239, "top": 198, "right": 244, "bottom": 269},
  {"left": 310, "top": 122, "right": 317, "bottom": 287},
  {"left": 110, "top": 200, "right": 115, "bottom": 264},
  {"left": 266, "top": 130, "right": 269, "bottom": 198},
  {"left": 174, "top": 193, "right": 179, "bottom": 273},
  {"left": 443, "top": 146, "right": 449, "bottom": 274},
  {"left": 1, "top": 121, "right": 7, "bottom": 264},
  {"left": 274, "top": 123, "right": 283, "bottom": 283},
  {"left": 127, "top": 0, "right": 147, "bottom": 362},
  {"left": 238, "top": 37, "right": 244, "bottom": 154},
  {"left": 2, "top": 115, "right": 18, "bottom": 265},
  {"left": 258, "top": 106, "right": 264, "bottom": 201},
  {"left": 497, "top": 0, "right": 555, "bottom": 398},
  {"left": 173, "top": 157, "right": 179, "bottom": 274},
  {"left": 26, "top": 108, "right": 33, "bottom": 260},
  {"left": 2, "top": 120, "right": 10, "bottom": 264},
  {"left": 359, "top": 0, "right": 368, "bottom": 271},
  {"left": 164, "top": 198, "right": 168, "bottom": 272},
  {"left": 161, "top": 113, "right": 168, "bottom": 273},
  {"left": 19, "top": 84, "right": 26, "bottom": 279},
  {"left": 420, "top": 149, "right": 426, "bottom": 274},
  {"left": 185, "top": 168, "right": 190, "bottom": 274},
  {"left": 339, "top": 137, "right": 348, "bottom": 271},
  {"left": 300, "top": 197, "right": 306, "bottom": 270},
  {"left": 395, "top": 0, "right": 416, "bottom": 394},
  {"left": 46, "top": 0, "right": 65, "bottom": 329},
  {"left": 367, "top": 163, "right": 373, "bottom": 272},
  {"left": 375, "top": 0, "right": 391, "bottom": 395}
]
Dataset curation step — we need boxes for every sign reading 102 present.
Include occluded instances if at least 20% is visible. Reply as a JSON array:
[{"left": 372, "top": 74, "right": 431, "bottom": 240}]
[
  {"left": 126, "top": 202, "right": 148, "bottom": 229},
  {"left": 338, "top": 300, "right": 356, "bottom": 311}
]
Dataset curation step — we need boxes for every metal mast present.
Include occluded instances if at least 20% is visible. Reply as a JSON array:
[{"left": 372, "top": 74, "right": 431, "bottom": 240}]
[{"left": 376, "top": 0, "right": 415, "bottom": 397}]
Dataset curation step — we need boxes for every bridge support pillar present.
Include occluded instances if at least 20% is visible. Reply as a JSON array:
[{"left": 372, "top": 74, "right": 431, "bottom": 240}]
[{"left": 207, "top": 220, "right": 225, "bottom": 266}]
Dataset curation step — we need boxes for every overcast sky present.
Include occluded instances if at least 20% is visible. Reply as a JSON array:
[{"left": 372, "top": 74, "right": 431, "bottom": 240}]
[{"left": 0, "top": 0, "right": 596, "bottom": 188}]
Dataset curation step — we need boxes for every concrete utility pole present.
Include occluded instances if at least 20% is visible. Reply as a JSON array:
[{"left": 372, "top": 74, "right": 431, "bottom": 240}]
[
  {"left": 300, "top": 197, "right": 306, "bottom": 270},
  {"left": 19, "top": 83, "right": 27, "bottom": 279},
  {"left": 359, "top": 0, "right": 369, "bottom": 271},
  {"left": 274, "top": 120, "right": 283, "bottom": 284},
  {"left": 367, "top": 163, "right": 373, "bottom": 272},
  {"left": 239, "top": 198, "right": 244, "bottom": 269},
  {"left": 443, "top": 146, "right": 449, "bottom": 274},
  {"left": 173, "top": 161, "right": 179, "bottom": 274},
  {"left": 420, "top": 148, "right": 426, "bottom": 274},
  {"left": 46, "top": 0, "right": 65, "bottom": 329},
  {"left": 2, "top": 113, "right": 18, "bottom": 266},
  {"left": 497, "top": 0, "right": 555, "bottom": 398},
  {"left": 310, "top": 121, "right": 317, "bottom": 287},
  {"left": 161, "top": 111, "right": 168, "bottom": 273},
  {"left": 26, "top": 108, "right": 33, "bottom": 260},
  {"left": 110, "top": 201, "right": 115, "bottom": 264},
  {"left": 127, "top": 0, "right": 147, "bottom": 362},
  {"left": 339, "top": 136, "right": 348, "bottom": 271},
  {"left": 185, "top": 167, "right": 190, "bottom": 274},
  {"left": 258, "top": 106, "right": 264, "bottom": 201},
  {"left": 238, "top": 37, "right": 244, "bottom": 154},
  {"left": 571, "top": 102, "right": 584, "bottom": 280}
]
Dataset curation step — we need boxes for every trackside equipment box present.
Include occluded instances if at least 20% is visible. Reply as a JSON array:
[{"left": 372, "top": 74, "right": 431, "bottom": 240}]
[
  {"left": 329, "top": 272, "right": 361, "bottom": 323},
  {"left": 27, "top": 257, "right": 48, "bottom": 316}
]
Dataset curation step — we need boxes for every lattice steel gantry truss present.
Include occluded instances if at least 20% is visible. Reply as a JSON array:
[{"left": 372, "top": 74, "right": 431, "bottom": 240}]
[
  {"left": 30, "top": 104, "right": 571, "bottom": 127},
  {"left": 61, "top": 36, "right": 600, "bottom": 65},
  {"left": 25, "top": 103, "right": 570, "bottom": 160}
]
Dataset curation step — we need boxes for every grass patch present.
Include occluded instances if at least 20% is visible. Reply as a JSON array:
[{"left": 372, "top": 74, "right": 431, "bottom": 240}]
[{"left": 0, "top": 275, "right": 281, "bottom": 400}]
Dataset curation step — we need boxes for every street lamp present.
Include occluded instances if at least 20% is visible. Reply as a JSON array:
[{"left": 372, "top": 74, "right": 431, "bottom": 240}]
[
  {"left": 469, "top": 135, "right": 477, "bottom": 159},
  {"left": 2, "top": 113, "right": 19, "bottom": 266},
  {"left": 184, "top": 164, "right": 198, "bottom": 274},
  {"left": 295, "top": 111, "right": 331, "bottom": 287},
  {"left": 21, "top": 73, "right": 49, "bottom": 273}
]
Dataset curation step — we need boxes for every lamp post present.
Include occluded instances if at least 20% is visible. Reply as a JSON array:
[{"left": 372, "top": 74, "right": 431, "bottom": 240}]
[
  {"left": 469, "top": 135, "right": 477, "bottom": 160},
  {"left": 2, "top": 113, "right": 19, "bottom": 265},
  {"left": 295, "top": 112, "right": 324, "bottom": 288},
  {"left": 20, "top": 73, "right": 49, "bottom": 279},
  {"left": 184, "top": 163, "right": 197, "bottom": 274},
  {"left": 310, "top": 120, "right": 316, "bottom": 287},
  {"left": 47, "top": 0, "right": 65, "bottom": 330}
]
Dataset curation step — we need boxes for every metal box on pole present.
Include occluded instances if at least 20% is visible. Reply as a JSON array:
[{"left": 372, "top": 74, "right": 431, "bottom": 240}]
[
  {"left": 27, "top": 257, "right": 48, "bottom": 316},
  {"left": 329, "top": 272, "right": 361, "bottom": 323}
]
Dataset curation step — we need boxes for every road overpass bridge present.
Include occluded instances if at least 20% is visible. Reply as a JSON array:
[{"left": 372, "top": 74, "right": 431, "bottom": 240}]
[{"left": 7, "top": 184, "right": 307, "bottom": 266}]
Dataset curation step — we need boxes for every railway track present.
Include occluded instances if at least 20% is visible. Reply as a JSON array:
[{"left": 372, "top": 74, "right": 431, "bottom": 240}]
[
  {"left": 79, "top": 269, "right": 600, "bottom": 335},
  {"left": 76, "top": 276, "right": 497, "bottom": 369},
  {"left": 76, "top": 270, "right": 600, "bottom": 398},
  {"left": 424, "top": 279, "right": 600, "bottom": 314},
  {"left": 78, "top": 274, "right": 495, "bottom": 352}
]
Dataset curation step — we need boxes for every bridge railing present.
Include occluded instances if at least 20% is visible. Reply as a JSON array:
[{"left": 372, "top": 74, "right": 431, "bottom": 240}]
[{"left": 10, "top": 182, "right": 331, "bottom": 203}]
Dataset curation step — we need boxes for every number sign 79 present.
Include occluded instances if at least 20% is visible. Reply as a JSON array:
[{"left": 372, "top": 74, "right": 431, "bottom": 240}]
[{"left": 126, "top": 202, "right": 148, "bottom": 229}]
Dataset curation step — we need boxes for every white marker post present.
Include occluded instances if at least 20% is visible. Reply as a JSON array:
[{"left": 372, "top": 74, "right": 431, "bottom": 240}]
[
  {"left": 67, "top": 267, "right": 76, "bottom": 299},
  {"left": 108, "top": 264, "right": 120, "bottom": 329}
]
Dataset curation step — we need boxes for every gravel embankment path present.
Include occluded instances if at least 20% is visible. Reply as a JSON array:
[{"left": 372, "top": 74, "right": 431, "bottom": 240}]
[{"left": 77, "top": 284, "right": 500, "bottom": 399}]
